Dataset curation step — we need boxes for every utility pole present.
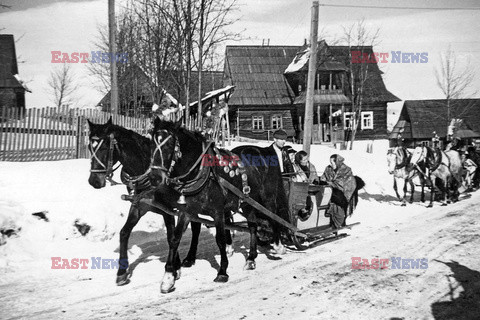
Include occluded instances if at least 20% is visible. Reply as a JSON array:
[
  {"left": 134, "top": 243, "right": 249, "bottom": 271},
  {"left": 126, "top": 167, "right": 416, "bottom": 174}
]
[
  {"left": 197, "top": 0, "right": 205, "bottom": 129},
  {"left": 303, "top": 1, "right": 319, "bottom": 154},
  {"left": 108, "top": 0, "right": 118, "bottom": 114}
]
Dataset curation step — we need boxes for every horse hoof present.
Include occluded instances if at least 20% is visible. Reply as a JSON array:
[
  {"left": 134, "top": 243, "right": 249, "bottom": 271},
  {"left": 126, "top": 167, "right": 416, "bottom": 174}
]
[
  {"left": 441, "top": 203, "right": 447, "bottom": 206},
  {"left": 181, "top": 259, "right": 195, "bottom": 268},
  {"left": 409, "top": 200, "right": 413, "bottom": 204},
  {"left": 244, "top": 260, "right": 256, "bottom": 270},
  {"left": 427, "top": 204, "right": 433, "bottom": 208},
  {"left": 116, "top": 272, "right": 130, "bottom": 286},
  {"left": 401, "top": 202, "right": 406, "bottom": 207},
  {"left": 273, "top": 242, "right": 286, "bottom": 255},
  {"left": 214, "top": 274, "right": 229, "bottom": 283},
  {"left": 226, "top": 244, "right": 234, "bottom": 257},
  {"left": 160, "top": 272, "right": 176, "bottom": 294},
  {"left": 175, "top": 269, "right": 181, "bottom": 280}
]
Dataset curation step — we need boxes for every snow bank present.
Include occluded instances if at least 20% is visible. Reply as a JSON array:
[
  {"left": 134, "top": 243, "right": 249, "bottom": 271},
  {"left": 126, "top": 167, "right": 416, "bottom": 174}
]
[{"left": 0, "top": 139, "right": 396, "bottom": 279}]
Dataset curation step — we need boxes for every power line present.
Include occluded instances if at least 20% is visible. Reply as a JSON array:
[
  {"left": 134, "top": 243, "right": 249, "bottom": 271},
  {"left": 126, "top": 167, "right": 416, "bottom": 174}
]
[{"left": 319, "top": 4, "right": 480, "bottom": 11}]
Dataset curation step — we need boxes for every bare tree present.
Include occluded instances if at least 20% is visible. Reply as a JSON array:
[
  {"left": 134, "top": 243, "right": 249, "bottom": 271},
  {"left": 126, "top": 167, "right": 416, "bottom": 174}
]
[
  {"left": 342, "top": 20, "right": 380, "bottom": 150},
  {"left": 48, "top": 63, "right": 78, "bottom": 108},
  {"left": 87, "top": 0, "right": 240, "bottom": 120},
  {"left": 435, "top": 46, "right": 477, "bottom": 124}
]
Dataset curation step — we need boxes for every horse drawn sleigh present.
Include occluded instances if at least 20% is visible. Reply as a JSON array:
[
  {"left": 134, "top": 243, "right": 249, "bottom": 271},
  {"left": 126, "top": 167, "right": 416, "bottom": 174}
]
[
  {"left": 136, "top": 176, "right": 359, "bottom": 251},
  {"left": 87, "top": 117, "right": 360, "bottom": 293}
]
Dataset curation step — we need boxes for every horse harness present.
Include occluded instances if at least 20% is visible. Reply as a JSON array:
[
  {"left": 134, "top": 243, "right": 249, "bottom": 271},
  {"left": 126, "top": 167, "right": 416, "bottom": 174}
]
[
  {"left": 394, "top": 147, "right": 410, "bottom": 170},
  {"left": 89, "top": 133, "right": 121, "bottom": 185},
  {"left": 150, "top": 130, "right": 251, "bottom": 202},
  {"left": 413, "top": 147, "right": 452, "bottom": 177}
]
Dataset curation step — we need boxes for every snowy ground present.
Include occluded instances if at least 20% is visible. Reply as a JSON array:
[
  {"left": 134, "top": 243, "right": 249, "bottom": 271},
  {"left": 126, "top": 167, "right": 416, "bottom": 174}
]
[{"left": 0, "top": 140, "right": 479, "bottom": 319}]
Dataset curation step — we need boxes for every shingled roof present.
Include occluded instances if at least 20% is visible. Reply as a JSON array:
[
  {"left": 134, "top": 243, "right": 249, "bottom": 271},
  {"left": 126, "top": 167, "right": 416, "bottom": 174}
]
[
  {"left": 224, "top": 45, "right": 299, "bottom": 106},
  {"left": 224, "top": 43, "right": 400, "bottom": 107},
  {"left": 328, "top": 46, "right": 400, "bottom": 104},
  {"left": 0, "top": 34, "right": 25, "bottom": 90},
  {"left": 390, "top": 99, "right": 480, "bottom": 139}
]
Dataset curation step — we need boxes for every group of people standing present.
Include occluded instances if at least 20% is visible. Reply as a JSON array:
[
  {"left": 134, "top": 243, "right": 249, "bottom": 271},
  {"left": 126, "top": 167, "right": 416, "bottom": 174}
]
[{"left": 269, "top": 129, "right": 358, "bottom": 229}]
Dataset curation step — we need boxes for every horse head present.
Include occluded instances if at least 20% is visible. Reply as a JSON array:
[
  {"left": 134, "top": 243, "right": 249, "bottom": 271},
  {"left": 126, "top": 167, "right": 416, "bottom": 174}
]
[
  {"left": 87, "top": 117, "right": 120, "bottom": 189},
  {"left": 149, "top": 117, "right": 184, "bottom": 186},
  {"left": 409, "top": 146, "right": 426, "bottom": 168},
  {"left": 386, "top": 148, "right": 397, "bottom": 174}
]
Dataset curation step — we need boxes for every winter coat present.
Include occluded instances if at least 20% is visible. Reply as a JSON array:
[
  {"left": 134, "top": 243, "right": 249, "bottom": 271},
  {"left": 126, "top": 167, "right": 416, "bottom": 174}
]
[
  {"left": 320, "top": 154, "right": 357, "bottom": 201},
  {"left": 292, "top": 161, "right": 319, "bottom": 184}
]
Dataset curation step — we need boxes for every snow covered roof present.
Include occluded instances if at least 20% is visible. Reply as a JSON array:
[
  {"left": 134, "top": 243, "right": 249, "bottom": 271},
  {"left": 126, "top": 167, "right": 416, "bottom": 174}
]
[
  {"left": 189, "top": 85, "right": 235, "bottom": 107},
  {"left": 284, "top": 48, "right": 309, "bottom": 73}
]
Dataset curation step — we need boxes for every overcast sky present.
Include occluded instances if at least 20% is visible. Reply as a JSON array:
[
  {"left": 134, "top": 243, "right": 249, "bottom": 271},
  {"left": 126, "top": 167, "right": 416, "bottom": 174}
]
[{"left": 1, "top": 0, "right": 480, "bottom": 110}]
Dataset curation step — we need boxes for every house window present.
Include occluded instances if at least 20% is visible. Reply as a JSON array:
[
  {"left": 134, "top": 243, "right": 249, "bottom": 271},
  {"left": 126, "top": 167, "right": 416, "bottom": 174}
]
[
  {"left": 271, "top": 115, "right": 282, "bottom": 130},
  {"left": 361, "top": 111, "right": 374, "bottom": 129},
  {"left": 252, "top": 115, "right": 264, "bottom": 131},
  {"left": 344, "top": 112, "right": 355, "bottom": 129}
]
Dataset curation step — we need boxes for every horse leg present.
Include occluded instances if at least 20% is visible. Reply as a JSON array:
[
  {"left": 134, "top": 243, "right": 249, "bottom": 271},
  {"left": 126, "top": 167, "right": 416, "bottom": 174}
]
[
  {"left": 408, "top": 179, "right": 415, "bottom": 204},
  {"left": 181, "top": 221, "right": 201, "bottom": 268},
  {"left": 420, "top": 178, "right": 426, "bottom": 202},
  {"left": 116, "top": 203, "right": 147, "bottom": 286},
  {"left": 401, "top": 179, "right": 407, "bottom": 206},
  {"left": 161, "top": 212, "right": 190, "bottom": 294},
  {"left": 213, "top": 213, "right": 229, "bottom": 283},
  {"left": 393, "top": 177, "right": 401, "bottom": 200},
  {"left": 427, "top": 176, "right": 434, "bottom": 208},
  {"left": 445, "top": 177, "right": 451, "bottom": 205},
  {"left": 163, "top": 214, "right": 182, "bottom": 280},
  {"left": 225, "top": 218, "right": 235, "bottom": 257},
  {"left": 244, "top": 217, "right": 258, "bottom": 270}
]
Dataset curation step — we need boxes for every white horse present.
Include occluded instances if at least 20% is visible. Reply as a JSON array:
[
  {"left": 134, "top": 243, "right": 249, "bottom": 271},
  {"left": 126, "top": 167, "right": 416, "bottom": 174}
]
[
  {"left": 409, "top": 146, "right": 463, "bottom": 207},
  {"left": 387, "top": 147, "right": 426, "bottom": 205}
]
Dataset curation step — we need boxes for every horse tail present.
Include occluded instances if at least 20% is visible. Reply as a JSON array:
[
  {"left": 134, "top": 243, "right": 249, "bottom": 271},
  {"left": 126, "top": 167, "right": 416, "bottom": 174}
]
[{"left": 349, "top": 176, "right": 365, "bottom": 216}]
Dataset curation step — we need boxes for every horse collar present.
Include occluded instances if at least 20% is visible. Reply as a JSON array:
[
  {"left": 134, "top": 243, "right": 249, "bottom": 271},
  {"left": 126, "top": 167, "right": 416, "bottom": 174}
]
[{"left": 395, "top": 147, "right": 409, "bottom": 170}]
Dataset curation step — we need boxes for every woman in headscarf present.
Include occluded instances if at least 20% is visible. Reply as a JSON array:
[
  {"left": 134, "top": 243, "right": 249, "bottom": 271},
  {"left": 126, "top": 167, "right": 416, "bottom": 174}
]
[{"left": 320, "top": 154, "right": 357, "bottom": 229}]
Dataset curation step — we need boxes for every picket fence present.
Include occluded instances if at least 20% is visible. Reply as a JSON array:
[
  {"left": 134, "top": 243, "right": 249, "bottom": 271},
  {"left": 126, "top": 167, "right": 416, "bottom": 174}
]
[{"left": 0, "top": 106, "right": 150, "bottom": 162}]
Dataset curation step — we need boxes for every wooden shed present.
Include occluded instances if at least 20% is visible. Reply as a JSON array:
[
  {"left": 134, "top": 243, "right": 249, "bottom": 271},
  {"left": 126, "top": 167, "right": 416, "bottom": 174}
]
[
  {"left": 0, "top": 34, "right": 30, "bottom": 113},
  {"left": 389, "top": 99, "right": 480, "bottom": 148}
]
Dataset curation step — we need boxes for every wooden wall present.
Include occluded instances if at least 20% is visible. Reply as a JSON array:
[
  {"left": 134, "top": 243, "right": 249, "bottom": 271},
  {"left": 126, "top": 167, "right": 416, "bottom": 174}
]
[{"left": 231, "top": 107, "right": 294, "bottom": 140}]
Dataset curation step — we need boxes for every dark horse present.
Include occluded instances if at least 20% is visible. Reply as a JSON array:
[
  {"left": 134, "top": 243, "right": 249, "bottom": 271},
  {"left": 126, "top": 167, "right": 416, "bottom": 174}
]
[
  {"left": 149, "top": 118, "right": 291, "bottom": 293},
  {"left": 87, "top": 118, "right": 220, "bottom": 285}
]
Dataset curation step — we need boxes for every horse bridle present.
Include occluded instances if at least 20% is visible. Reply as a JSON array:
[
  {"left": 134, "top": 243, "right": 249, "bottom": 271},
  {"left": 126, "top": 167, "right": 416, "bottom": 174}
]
[
  {"left": 150, "top": 130, "right": 181, "bottom": 174},
  {"left": 150, "top": 129, "right": 213, "bottom": 186},
  {"left": 89, "top": 133, "right": 121, "bottom": 182}
]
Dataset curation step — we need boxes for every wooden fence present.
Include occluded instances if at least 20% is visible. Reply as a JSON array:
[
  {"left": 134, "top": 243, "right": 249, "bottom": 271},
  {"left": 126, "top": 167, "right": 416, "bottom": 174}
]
[{"left": 0, "top": 106, "right": 150, "bottom": 162}]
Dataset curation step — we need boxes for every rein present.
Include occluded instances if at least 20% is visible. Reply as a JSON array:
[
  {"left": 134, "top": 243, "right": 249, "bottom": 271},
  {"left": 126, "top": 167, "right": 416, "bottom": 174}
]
[{"left": 89, "top": 133, "right": 121, "bottom": 185}]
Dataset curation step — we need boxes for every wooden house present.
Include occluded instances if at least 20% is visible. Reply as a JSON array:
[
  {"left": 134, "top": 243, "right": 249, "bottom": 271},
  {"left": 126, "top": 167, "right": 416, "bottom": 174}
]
[
  {"left": 390, "top": 99, "right": 480, "bottom": 148},
  {"left": 223, "top": 41, "right": 400, "bottom": 141},
  {"left": 98, "top": 65, "right": 224, "bottom": 117},
  {"left": 0, "top": 34, "right": 30, "bottom": 113}
]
